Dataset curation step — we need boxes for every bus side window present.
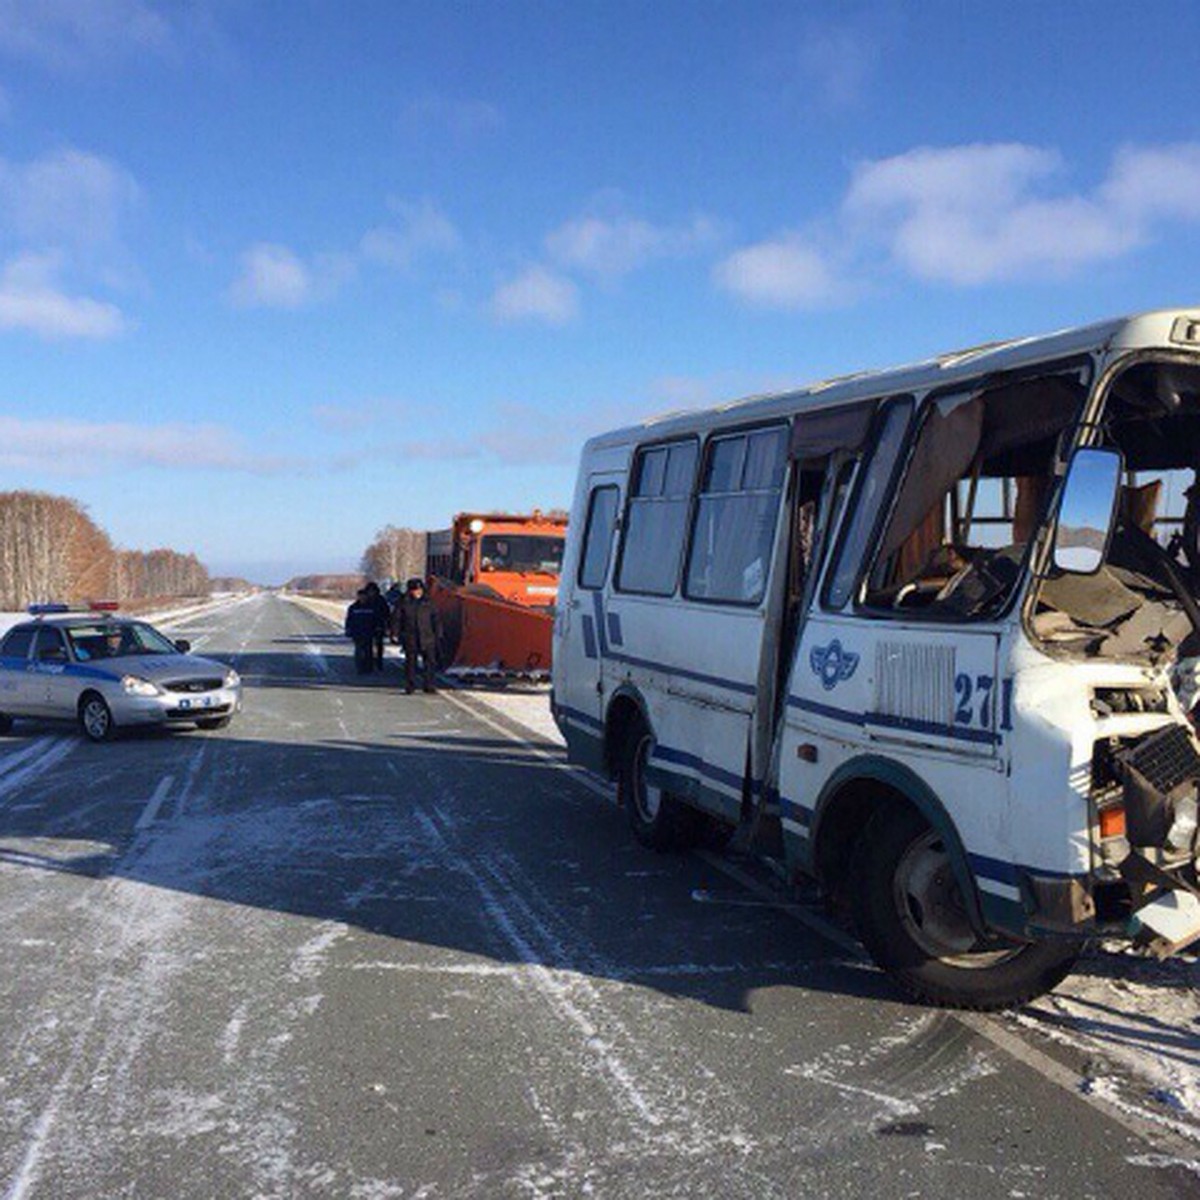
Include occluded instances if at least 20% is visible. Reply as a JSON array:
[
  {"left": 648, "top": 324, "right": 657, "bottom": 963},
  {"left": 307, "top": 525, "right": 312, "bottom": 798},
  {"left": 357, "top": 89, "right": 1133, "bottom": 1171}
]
[
  {"left": 684, "top": 426, "right": 788, "bottom": 605},
  {"left": 578, "top": 486, "right": 619, "bottom": 589},
  {"left": 823, "top": 400, "right": 914, "bottom": 609},
  {"left": 616, "top": 441, "right": 697, "bottom": 596}
]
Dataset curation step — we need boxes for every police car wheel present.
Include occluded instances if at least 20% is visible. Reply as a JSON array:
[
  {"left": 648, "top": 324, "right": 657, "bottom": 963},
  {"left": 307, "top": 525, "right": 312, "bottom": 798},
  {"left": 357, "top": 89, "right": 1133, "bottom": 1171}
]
[
  {"left": 78, "top": 693, "right": 116, "bottom": 743},
  {"left": 620, "top": 720, "right": 694, "bottom": 853},
  {"left": 851, "top": 802, "right": 1081, "bottom": 1010}
]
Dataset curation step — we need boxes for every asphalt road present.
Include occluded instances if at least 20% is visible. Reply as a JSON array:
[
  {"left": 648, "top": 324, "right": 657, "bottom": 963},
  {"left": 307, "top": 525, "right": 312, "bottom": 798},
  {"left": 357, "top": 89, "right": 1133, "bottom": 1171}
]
[{"left": 0, "top": 593, "right": 1196, "bottom": 1198}]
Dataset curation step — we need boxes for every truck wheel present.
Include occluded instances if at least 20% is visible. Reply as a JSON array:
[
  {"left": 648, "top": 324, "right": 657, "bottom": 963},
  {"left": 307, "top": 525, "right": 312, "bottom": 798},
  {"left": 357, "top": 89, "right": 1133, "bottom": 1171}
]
[
  {"left": 850, "top": 803, "right": 1081, "bottom": 1010},
  {"left": 78, "top": 693, "right": 116, "bottom": 743},
  {"left": 620, "top": 718, "right": 693, "bottom": 852}
]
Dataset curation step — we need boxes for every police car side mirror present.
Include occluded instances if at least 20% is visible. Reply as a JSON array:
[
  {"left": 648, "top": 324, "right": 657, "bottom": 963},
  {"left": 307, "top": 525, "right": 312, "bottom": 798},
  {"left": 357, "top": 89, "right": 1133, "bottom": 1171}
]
[
  {"left": 174, "top": 639, "right": 191, "bottom": 653},
  {"left": 1053, "top": 447, "right": 1123, "bottom": 575}
]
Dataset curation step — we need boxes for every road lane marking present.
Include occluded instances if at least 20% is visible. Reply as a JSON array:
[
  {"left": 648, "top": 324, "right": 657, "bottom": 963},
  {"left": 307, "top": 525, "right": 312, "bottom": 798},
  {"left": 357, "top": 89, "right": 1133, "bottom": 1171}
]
[{"left": 135, "top": 775, "right": 174, "bottom": 831}]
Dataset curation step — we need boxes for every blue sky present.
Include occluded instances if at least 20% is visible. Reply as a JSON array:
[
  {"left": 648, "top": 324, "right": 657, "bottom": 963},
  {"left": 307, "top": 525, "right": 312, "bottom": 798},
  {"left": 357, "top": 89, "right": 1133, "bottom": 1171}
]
[{"left": 2, "top": 1, "right": 1200, "bottom": 582}]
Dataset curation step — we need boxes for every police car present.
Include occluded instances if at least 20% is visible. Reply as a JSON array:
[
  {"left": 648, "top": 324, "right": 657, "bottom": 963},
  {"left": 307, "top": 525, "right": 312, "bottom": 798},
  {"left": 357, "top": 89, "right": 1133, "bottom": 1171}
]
[{"left": 0, "top": 604, "right": 242, "bottom": 742}]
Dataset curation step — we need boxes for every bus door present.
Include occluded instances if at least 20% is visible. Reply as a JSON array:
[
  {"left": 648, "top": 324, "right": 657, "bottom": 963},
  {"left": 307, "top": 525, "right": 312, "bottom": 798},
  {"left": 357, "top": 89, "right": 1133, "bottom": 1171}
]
[{"left": 555, "top": 472, "right": 622, "bottom": 773}]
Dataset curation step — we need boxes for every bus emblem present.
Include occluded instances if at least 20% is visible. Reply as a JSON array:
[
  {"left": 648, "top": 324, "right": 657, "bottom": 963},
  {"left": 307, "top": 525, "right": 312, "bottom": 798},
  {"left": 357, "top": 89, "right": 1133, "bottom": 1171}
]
[{"left": 810, "top": 639, "right": 860, "bottom": 691}]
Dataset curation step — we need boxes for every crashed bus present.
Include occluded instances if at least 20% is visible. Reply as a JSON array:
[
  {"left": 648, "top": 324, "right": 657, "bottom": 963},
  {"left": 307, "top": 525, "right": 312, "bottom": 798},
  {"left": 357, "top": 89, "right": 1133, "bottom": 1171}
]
[{"left": 552, "top": 307, "right": 1200, "bottom": 1008}]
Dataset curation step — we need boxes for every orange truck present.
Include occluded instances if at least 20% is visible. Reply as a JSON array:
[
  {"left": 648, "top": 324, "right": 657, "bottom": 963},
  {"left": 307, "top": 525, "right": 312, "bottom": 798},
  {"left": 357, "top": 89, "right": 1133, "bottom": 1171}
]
[{"left": 425, "top": 512, "right": 567, "bottom": 677}]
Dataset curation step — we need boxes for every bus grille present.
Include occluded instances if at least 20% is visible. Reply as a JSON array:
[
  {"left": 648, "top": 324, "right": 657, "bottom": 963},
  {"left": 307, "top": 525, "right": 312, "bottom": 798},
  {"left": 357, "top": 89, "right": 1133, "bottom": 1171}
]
[{"left": 874, "top": 642, "right": 956, "bottom": 727}]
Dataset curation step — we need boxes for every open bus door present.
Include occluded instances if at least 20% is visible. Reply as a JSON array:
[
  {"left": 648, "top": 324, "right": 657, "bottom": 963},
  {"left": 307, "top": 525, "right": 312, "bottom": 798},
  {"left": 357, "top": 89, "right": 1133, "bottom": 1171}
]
[{"left": 554, "top": 473, "right": 622, "bottom": 774}]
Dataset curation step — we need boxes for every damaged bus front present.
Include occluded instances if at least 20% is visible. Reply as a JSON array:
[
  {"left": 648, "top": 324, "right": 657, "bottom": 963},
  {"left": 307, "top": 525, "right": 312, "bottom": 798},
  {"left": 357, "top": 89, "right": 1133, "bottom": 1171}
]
[{"left": 1028, "top": 338, "right": 1200, "bottom": 959}]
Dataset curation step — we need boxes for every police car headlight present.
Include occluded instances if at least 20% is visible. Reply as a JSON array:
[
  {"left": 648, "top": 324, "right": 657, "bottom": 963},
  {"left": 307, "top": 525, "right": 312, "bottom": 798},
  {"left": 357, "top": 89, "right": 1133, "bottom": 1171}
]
[
  {"left": 224, "top": 669, "right": 240, "bottom": 689},
  {"left": 121, "top": 675, "right": 161, "bottom": 697}
]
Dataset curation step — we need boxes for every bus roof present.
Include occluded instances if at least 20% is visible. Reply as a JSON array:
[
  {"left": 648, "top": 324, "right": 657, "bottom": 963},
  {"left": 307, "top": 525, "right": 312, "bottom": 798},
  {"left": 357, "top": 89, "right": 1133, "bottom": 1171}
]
[{"left": 587, "top": 306, "right": 1200, "bottom": 451}]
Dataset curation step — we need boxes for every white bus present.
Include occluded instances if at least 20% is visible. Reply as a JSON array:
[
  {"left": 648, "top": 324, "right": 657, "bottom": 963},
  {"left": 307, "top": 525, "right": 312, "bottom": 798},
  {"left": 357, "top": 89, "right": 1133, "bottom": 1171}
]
[{"left": 552, "top": 307, "right": 1200, "bottom": 1009}]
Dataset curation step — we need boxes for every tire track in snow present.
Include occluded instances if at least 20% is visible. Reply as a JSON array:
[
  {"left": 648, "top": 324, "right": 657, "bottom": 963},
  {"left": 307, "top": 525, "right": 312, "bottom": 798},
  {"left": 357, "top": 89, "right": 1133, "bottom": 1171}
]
[{"left": 412, "top": 805, "right": 788, "bottom": 1192}]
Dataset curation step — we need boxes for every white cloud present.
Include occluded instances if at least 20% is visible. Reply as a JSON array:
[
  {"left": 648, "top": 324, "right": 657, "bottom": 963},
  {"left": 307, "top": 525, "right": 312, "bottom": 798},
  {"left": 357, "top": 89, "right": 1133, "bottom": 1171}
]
[
  {"left": 842, "top": 142, "right": 1192, "bottom": 285},
  {"left": 491, "top": 266, "right": 578, "bottom": 325},
  {"left": 0, "top": 251, "right": 127, "bottom": 338},
  {"left": 360, "top": 198, "right": 461, "bottom": 270},
  {"left": 228, "top": 244, "right": 354, "bottom": 309},
  {"left": 0, "top": 147, "right": 140, "bottom": 257},
  {"left": 0, "top": 415, "right": 294, "bottom": 475},
  {"left": 545, "top": 211, "right": 719, "bottom": 280},
  {"left": 229, "top": 244, "right": 311, "bottom": 308},
  {"left": 714, "top": 235, "right": 841, "bottom": 309},
  {"left": 717, "top": 140, "right": 1200, "bottom": 304},
  {"left": 1102, "top": 143, "right": 1200, "bottom": 222},
  {"left": 0, "top": 0, "right": 173, "bottom": 68}
]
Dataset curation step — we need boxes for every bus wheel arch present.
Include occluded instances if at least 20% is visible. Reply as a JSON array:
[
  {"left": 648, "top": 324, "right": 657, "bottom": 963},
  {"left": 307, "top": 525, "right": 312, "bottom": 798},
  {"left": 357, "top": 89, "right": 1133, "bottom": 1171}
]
[
  {"left": 605, "top": 690, "right": 694, "bottom": 851},
  {"left": 603, "top": 687, "right": 650, "bottom": 784},
  {"left": 811, "top": 757, "right": 985, "bottom": 937}
]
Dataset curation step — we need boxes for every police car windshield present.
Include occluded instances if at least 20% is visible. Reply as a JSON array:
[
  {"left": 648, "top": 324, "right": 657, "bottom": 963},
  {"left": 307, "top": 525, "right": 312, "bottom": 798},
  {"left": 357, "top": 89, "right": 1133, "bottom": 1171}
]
[{"left": 66, "top": 621, "right": 178, "bottom": 661}]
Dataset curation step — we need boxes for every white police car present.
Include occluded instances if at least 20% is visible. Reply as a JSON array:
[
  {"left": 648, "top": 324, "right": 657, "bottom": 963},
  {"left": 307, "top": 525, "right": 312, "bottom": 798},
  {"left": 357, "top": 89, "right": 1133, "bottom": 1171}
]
[{"left": 0, "top": 605, "right": 242, "bottom": 742}]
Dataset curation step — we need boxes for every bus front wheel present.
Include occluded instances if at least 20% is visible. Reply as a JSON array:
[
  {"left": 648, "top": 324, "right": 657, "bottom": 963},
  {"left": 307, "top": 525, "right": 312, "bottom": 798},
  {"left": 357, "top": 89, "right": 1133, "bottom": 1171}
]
[
  {"left": 850, "top": 803, "right": 1081, "bottom": 1009},
  {"left": 619, "top": 720, "right": 693, "bottom": 852}
]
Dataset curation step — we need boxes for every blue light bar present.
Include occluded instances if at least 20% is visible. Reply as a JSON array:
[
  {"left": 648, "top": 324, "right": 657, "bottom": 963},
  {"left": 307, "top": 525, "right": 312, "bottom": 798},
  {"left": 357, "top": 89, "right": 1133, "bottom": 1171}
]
[{"left": 27, "top": 603, "right": 71, "bottom": 614}]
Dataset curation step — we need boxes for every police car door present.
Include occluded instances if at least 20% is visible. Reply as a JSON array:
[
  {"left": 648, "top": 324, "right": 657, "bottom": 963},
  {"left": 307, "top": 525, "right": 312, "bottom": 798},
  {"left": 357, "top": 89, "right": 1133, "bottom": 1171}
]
[
  {"left": 0, "top": 626, "right": 35, "bottom": 713},
  {"left": 30, "top": 626, "right": 72, "bottom": 716}
]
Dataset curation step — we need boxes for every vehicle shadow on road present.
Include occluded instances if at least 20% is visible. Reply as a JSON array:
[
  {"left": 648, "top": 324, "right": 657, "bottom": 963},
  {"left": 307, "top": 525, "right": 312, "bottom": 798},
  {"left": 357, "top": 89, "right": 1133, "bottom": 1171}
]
[{"left": 0, "top": 722, "right": 900, "bottom": 1017}]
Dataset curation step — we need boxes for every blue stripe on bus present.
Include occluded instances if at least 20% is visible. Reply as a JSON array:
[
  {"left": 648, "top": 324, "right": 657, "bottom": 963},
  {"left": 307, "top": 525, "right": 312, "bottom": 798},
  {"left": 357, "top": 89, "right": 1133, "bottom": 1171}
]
[
  {"left": 787, "top": 695, "right": 1000, "bottom": 747},
  {"left": 606, "top": 610, "right": 623, "bottom": 646}
]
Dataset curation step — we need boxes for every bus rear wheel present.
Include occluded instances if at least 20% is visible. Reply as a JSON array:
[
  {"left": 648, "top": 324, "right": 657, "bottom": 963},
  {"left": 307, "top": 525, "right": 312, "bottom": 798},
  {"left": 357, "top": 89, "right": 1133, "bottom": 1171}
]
[
  {"left": 620, "top": 719, "right": 693, "bottom": 852},
  {"left": 850, "top": 803, "right": 1081, "bottom": 1010}
]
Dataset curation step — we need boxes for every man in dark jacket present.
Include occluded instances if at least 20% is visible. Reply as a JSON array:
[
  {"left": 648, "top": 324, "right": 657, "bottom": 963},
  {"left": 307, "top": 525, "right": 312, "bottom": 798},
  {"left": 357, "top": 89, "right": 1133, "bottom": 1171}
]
[
  {"left": 344, "top": 588, "right": 380, "bottom": 675},
  {"left": 363, "top": 581, "right": 391, "bottom": 671},
  {"left": 391, "top": 577, "right": 440, "bottom": 693}
]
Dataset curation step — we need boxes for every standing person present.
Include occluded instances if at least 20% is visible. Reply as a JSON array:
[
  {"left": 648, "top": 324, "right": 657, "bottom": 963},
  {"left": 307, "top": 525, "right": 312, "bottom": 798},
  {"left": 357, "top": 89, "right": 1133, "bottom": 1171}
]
[
  {"left": 392, "top": 577, "right": 441, "bottom": 693},
  {"left": 344, "top": 588, "right": 379, "bottom": 675},
  {"left": 364, "top": 581, "right": 391, "bottom": 671}
]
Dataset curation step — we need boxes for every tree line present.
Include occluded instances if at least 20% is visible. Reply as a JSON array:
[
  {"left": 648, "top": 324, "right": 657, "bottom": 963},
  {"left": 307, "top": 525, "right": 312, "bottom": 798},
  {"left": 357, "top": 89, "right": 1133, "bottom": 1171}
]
[{"left": 0, "top": 490, "right": 210, "bottom": 611}]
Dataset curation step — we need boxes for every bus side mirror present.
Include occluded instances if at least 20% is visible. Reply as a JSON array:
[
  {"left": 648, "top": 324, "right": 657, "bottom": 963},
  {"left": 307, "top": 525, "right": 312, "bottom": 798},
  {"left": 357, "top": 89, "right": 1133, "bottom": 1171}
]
[{"left": 1052, "top": 448, "right": 1123, "bottom": 575}]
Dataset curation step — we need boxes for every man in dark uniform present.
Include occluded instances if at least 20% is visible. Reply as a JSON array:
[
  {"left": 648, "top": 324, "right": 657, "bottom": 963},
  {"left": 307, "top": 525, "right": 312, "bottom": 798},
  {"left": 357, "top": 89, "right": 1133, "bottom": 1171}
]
[
  {"left": 344, "top": 588, "right": 380, "bottom": 675},
  {"left": 363, "top": 581, "right": 391, "bottom": 671},
  {"left": 391, "top": 577, "right": 441, "bottom": 693}
]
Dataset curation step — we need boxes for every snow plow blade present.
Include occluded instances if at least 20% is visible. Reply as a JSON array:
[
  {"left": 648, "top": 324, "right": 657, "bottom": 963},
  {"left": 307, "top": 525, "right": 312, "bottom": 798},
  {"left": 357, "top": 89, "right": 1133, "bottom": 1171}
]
[{"left": 429, "top": 578, "right": 553, "bottom": 682}]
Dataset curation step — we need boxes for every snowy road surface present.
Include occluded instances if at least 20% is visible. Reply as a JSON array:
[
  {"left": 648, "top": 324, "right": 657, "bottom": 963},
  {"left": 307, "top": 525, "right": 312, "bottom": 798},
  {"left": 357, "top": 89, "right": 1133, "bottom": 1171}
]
[{"left": 0, "top": 593, "right": 1197, "bottom": 1197}]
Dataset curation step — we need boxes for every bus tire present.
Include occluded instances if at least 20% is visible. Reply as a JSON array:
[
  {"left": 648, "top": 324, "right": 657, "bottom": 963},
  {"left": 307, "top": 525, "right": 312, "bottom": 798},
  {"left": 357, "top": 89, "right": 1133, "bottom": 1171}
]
[
  {"left": 850, "top": 803, "right": 1081, "bottom": 1010},
  {"left": 620, "top": 719, "right": 693, "bottom": 852}
]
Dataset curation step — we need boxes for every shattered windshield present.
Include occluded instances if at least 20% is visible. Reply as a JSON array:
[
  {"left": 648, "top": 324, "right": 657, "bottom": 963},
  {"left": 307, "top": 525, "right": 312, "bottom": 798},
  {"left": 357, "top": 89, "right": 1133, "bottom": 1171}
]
[
  {"left": 861, "top": 372, "right": 1085, "bottom": 620},
  {"left": 1031, "top": 358, "right": 1200, "bottom": 667}
]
